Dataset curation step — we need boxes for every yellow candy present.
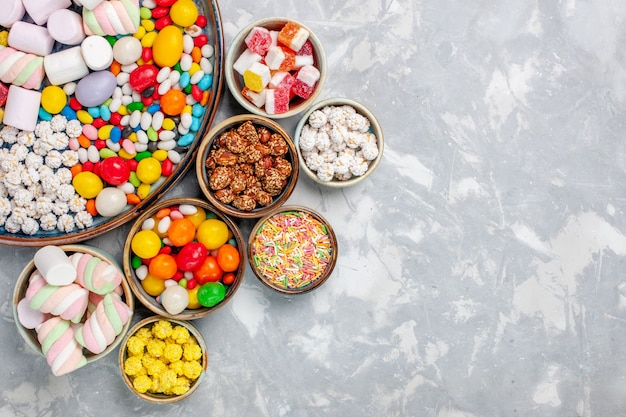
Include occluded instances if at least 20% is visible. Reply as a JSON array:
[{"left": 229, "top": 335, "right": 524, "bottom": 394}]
[
  {"left": 72, "top": 171, "right": 103, "bottom": 198},
  {"left": 141, "top": 19, "right": 155, "bottom": 32},
  {"left": 41, "top": 86, "right": 67, "bottom": 114},
  {"left": 152, "top": 149, "right": 168, "bottom": 162},
  {"left": 141, "top": 31, "right": 158, "bottom": 48},
  {"left": 152, "top": 25, "right": 184, "bottom": 68},
  {"left": 98, "top": 124, "right": 114, "bottom": 140},
  {"left": 76, "top": 110, "right": 94, "bottom": 124},
  {"left": 187, "top": 62, "right": 201, "bottom": 76},
  {"left": 243, "top": 63, "right": 270, "bottom": 93},
  {"left": 133, "top": 26, "right": 147, "bottom": 40},
  {"left": 137, "top": 182, "right": 151, "bottom": 199},
  {"left": 0, "top": 108, "right": 4, "bottom": 123},
  {"left": 169, "top": 0, "right": 198, "bottom": 27},
  {"left": 131, "top": 229, "right": 161, "bottom": 258},
  {"left": 136, "top": 157, "right": 162, "bottom": 184},
  {"left": 0, "top": 31, "right": 8, "bottom": 46},
  {"left": 118, "top": 148, "right": 136, "bottom": 159},
  {"left": 162, "top": 118, "right": 176, "bottom": 131}
]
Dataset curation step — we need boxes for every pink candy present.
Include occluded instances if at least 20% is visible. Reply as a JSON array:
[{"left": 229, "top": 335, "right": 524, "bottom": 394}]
[{"left": 244, "top": 26, "right": 272, "bottom": 55}]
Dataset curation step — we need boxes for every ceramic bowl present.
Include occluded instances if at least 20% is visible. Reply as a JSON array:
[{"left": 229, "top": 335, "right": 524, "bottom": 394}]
[
  {"left": 248, "top": 205, "right": 338, "bottom": 294},
  {"left": 0, "top": 0, "right": 224, "bottom": 247},
  {"left": 225, "top": 17, "right": 327, "bottom": 119},
  {"left": 294, "top": 97, "right": 385, "bottom": 187},
  {"left": 119, "top": 316, "right": 208, "bottom": 403},
  {"left": 123, "top": 197, "right": 245, "bottom": 320},
  {"left": 196, "top": 114, "right": 299, "bottom": 219},
  {"left": 12, "top": 244, "right": 134, "bottom": 375}
]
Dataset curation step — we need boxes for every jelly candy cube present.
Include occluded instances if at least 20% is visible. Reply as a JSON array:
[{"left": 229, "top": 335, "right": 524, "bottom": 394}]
[
  {"left": 244, "top": 26, "right": 272, "bottom": 55},
  {"left": 233, "top": 48, "right": 262, "bottom": 76},
  {"left": 265, "top": 88, "right": 290, "bottom": 115},
  {"left": 277, "top": 21, "right": 309, "bottom": 52},
  {"left": 294, "top": 40, "right": 314, "bottom": 68},
  {"left": 292, "top": 64, "right": 319, "bottom": 99},
  {"left": 269, "top": 71, "right": 295, "bottom": 91},
  {"left": 265, "top": 45, "right": 295, "bottom": 71},
  {"left": 242, "top": 87, "right": 266, "bottom": 108},
  {"left": 243, "top": 61, "right": 271, "bottom": 93}
]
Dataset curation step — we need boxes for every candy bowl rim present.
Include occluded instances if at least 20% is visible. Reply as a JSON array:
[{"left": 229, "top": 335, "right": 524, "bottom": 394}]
[
  {"left": 224, "top": 16, "right": 327, "bottom": 119},
  {"left": 293, "top": 97, "right": 385, "bottom": 188},
  {"left": 247, "top": 205, "right": 338, "bottom": 294},
  {"left": 122, "top": 197, "right": 246, "bottom": 320},
  {"left": 195, "top": 114, "right": 300, "bottom": 219},
  {"left": 0, "top": 0, "right": 225, "bottom": 247},
  {"left": 118, "top": 315, "right": 208, "bottom": 403},
  {"left": 12, "top": 244, "right": 135, "bottom": 369}
]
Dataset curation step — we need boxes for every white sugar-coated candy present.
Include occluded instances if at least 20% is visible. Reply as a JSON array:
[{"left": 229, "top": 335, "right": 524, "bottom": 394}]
[
  {"left": 180, "top": 54, "right": 193, "bottom": 71},
  {"left": 161, "top": 285, "right": 189, "bottom": 315},
  {"left": 9, "top": 21, "right": 55, "bottom": 56},
  {"left": 136, "top": 130, "right": 148, "bottom": 144},
  {"left": 178, "top": 204, "right": 198, "bottom": 215},
  {"left": 201, "top": 44, "right": 214, "bottom": 58},
  {"left": 157, "top": 67, "right": 171, "bottom": 83},
  {"left": 95, "top": 187, "right": 127, "bottom": 217},
  {"left": 167, "top": 150, "right": 182, "bottom": 164},
  {"left": 3, "top": 86, "right": 41, "bottom": 132},
  {"left": 158, "top": 79, "right": 172, "bottom": 95},
  {"left": 186, "top": 94, "right": 197, "bottom": 105},
  {"left": 190, "top": 70, "right": 205, "bottom": 85},
  {"left": 120, "top": 115, "right": 130, "bottom": 126},
  {"left": 140, "top": 112, "right": 152, "bottom": 130},
  {"left": 200, "top": 57, "right": 213, "bottom": 74},
  {"left": 81, "top": 35, "right": 114, "bottom": 71},
  {"left": 183, "top": 271, "right": 194, "bottom": 279},
  {"left": 151, "top": 111, "right": 164, "bottom": 130},
  {"left": 116, "top": 72, "right": 130, "bottom": 85},
  {"left": 44, "top": 46, "right": 90, "bottom": 85},
  {"left": 168, "top": 70, "right": 181, "bottom": 84},
  {"left": 121, "top": 63, "right": 138, "bottom": 73},
  {"left": 33, "top": 246, "right": 77, "bottom": 286},
  {"left": 113, "top": 36, "right": 142, "bottom": 65},
  {"left": 77, "top": 148, "right": 88, "bottom": 163},
  {"left": 87, "top": 145, "right": 100, "bottom": 162},
  {"left": 132, "top": 91, "right": 141, "bottom": 102},
  {"left": 109, "top": 97, "right": 122, "bottom": 112},
  {"left": 157, "top": 140, "right": 176, "bottom": 151},
  {"left": 22, "top": 0, "right": 71, "bottom": 26},
  {"left": 17, "top": 298, "right": 46, "bottom": 330},
  {"left": 162, "top": 237, "right": 172, "bottom": 246},
  {"left": 63, "top": 82, "right": 77, "bottom": 96},
  {"left": 135, "top": 264, "right": 148, "bottom": 280},
  {"left": 129, "top": 110, "right": 142, "bottom": 128},
  {"left": 135, "top": 143, "right": 148, "bottom": 152},
  {"left": 142, "top": 0, "right": 156, "bottom": 8},
  {"left": 157, "top": 216, "right": 171, "bottom": 234},
  {"left": 178, "top": 124, "right": 189, "bottom": 135},
  {"left": 112, "top": 87, "right": 123, "bottom": 99},
  {"left": 164, "top": 279, "right": 178, "bottom": 288},
  {"left": 106, "top": 140, "right": 121, "bottom": 152},
  {"left": 141, "top": 217, "right": 155, "bottom": 230},
  {"left": 121, "top": 91, "right": 133, "bottom": 103},
  {"left": 0, "top": 0, "right": 25, "bottom": 28},
  {"left": 118, "top": 181, "right": 135, "bottom": 194},
  {"left": 159, "top": 130, "right": 176, "bottom": 141},
  {"left": 47, "top": 9, "right": 85, "bottom": 45},
  {"left": 183, "top": 35, "right": 194, "bottom": 54}
]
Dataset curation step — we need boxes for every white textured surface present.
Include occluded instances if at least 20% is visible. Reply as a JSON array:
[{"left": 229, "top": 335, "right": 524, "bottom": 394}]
[{"left": 3, "top": 1, "right": 626, "bottom": 416}]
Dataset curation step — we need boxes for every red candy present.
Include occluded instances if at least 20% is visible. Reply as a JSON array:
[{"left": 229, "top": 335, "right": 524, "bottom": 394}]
[
  {"left": 151, "top": 6, "right": 170, "bottom": 18},
  {"left": 141, "top": 47, "right": 153, "bottom": 63},
  {"left": 161, "top": 158, "right": 173, "bottom": 176},
  {"left": 0, "top": 82, "right": 8, "bottom": 107},
  {"left": 92, "top": 118, "right": 106, "bottom": 128},
  {"left": 193, "top": 34, "right": 208, "bottom": 48},
  {"left": 244, "top": 26, "right": 272, "bottom": 55},
  {"left": 195, "top": 15, "right": 207, "bottom": 28},
  {"left": 176, "top": 242, "right": 208, "bottom": 272},
  {"left": 155, "top": 16, "right": 173, "bottom": 30},
  {"left": 94, "top": 139, "right": 107, "bottom": 150},
  {"left": 191, "top": 84, "right": 203, "bottom": 102},
  {"left": 129, "top": 64, "right": 159, "bottom": 93},
  {"left": 109, "top": 112, "right": 122, "bottom": 125},
  {"left": 127, "top": 159, "right": 138, "bottom": 171},
  {"left": 69, "top": 97, "right": 82, "bottom": 111},
  {"left": 99, "top": 156, "right": 131, "bottom": 185},
  {"left": 155, "top": 0, "right": 177, "bottom": 6}
]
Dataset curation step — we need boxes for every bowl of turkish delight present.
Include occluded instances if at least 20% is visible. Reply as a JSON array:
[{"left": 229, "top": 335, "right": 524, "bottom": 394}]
[
  {"left": 225, "top": 17, "right": 327, "bottom": 119},
  {"left": 294, "top": 98, "right": 384, "bottom": 187}
]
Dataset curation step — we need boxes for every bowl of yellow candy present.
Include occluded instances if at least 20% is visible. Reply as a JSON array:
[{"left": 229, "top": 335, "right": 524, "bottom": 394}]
[{"left": 119, "top": 316, "right": 208, "bottom": 403}]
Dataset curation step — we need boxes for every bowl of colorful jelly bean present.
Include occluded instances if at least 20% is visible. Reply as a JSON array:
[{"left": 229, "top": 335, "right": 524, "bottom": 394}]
[
  {"left": 13, "top": 244, "right": 135, "bottom": 376},
  {"left": 294, "top": 97, "right": 385, "bottom": 188},
  {"left": 225, "top": 17, "right": 327, "bottom": 119},
  {"left": 0, "top": 0, "right": 224, "bottom": 246},
  {"left": 123, "top": 197, "right": 245, "bottom": 320},
  {"left": 119, "top": 316, "right": 207, "bottom": 403},
  {"left": 195, "top": 114, "right": 299, "bottom": 219},
  {"left": 248, "top": 205, "right": 338, "bottom": 294}
]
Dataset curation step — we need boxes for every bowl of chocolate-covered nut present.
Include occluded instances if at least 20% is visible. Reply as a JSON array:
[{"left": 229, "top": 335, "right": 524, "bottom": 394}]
[{"left": 195, "top": 114, "right": 299, "bottom": 219}]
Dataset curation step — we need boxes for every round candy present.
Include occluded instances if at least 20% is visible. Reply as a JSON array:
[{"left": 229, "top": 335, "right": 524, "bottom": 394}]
[
  {"left": 161, "top": 285, "right": 189, "bottom": 315},
  {"left": 141, "top": 273, "right": 166, "bottom": 296},
  {"left": 131, "top": 229, "right": 162, "bottom": 259},
  {"left": 186, "top": 285, "right": 201, "bottom": 309},
  {"left": 196, "top": 218, "right": 229, "bottom": 250},
  {"left": 167, "top": 217, "right": 196, "bottom": 246},
  {"left": 72, "top": 171, "right": 103, "bottom": 198},
  {"left": 197, "top": 282, "right": 226, "bottom": 308},
  {"left": 75, "top": 70, "right": 116, "bottom": 107},
  {"left": 169, "top": 0, "right": 199, "bottom": 27},
  {"left": 129, "top": 64, "right": 159, "bottom": 93},
  {"left": 152, "top": 25, "right": 184, "bottom": 68},
  {"left": 185, "top": 206, "right": 206, "bottom": 227},
  {"left": 112, "top": 35, "right": 142, "bottom": 65},
  {"left": 16, "top": 298, "right": 46, "bottom": 330},
  {"left": 136, "top": 157, "right": 162, "bottom": 184},
  {"left": 160, "top": 89, "right": 186, "bottom": 116},
  {"left": 81, "top": 35, "right": 114, "bottom": 71},
  {"left": 41, "top": 85, "right": 67, "bottom": 114},
  {"left": 148, "top": 253, "right": 177, "bottom": 279},
  {"left": 176, "top": 242, "right": 207, "bottom": 271},
  {"left": 95, "top": 187, "right": 127, "bottom": 217},
  {"left": 100, "top": 156, "right": 131, "bottom": 185}
]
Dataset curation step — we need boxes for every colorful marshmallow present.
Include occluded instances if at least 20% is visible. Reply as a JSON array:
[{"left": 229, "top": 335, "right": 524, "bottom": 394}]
[
  {"left": 69, "top": 252, "right": 123, "bottom": 295},
  {"left": 3, "top": 85, "right": 41, "bottom": 131},
  {"left": 36, "top": 317, "right": 87, "bottom": 376},
  {"left": 8, "top": 21, "right": 56, "bottom": 56},
  {"left": 82, "top": 0, "right": 140, "bottom": 36},
  {"left": 33, "top": 245, "right": 78, "bottom": 286},
  {"left": 74, "top": 293, "right": 131, "bottom": 354},
  {"left": 0, "top": 45, "right": 45, "bottom": 90},
  {"left": 25, "top": 271, "right": 89, "bottom": 324}
]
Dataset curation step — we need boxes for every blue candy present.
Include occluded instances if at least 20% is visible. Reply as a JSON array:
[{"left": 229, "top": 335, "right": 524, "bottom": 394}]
[{"left": 177, "top": 133, "right": 194, "bottom": 147}]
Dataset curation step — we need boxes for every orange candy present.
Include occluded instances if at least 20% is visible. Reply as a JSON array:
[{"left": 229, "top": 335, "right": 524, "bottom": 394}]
[
  {"left": 216, "top": 243, "right": 240, "bottom": 272},
  {"left": 148, "top": 253, "right": 178, "bottom": 279},
  {"left": 160, "top": 89, "right": 186, "bottom": 116},
  {"left": 167, "top": 217, "right": 196, "bottom": 246}
]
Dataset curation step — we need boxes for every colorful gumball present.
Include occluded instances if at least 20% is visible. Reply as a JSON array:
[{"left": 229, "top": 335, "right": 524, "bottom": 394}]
[{"left": 197, "top": 282, "right": 226, "bottom": 307}]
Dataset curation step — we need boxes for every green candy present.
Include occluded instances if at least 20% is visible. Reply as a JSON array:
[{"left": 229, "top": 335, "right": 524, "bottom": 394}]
[
  {"left": 99, "top": 148, "right": 117, "bottom": 159},
  {"left": 146, "top": 126, "right": 158, "bottom": 141},
  {"left": 126, "top": 101, "right": 144, "bottom": 112},
  {"left": 197, "top": 282, "right": 226, "bottom": 307},
  {"left": 128, "top": 171, "right": 141, "bottom": 187},
  {"left": 135, "top": 151, "right": 152, "bottom": 161}
]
